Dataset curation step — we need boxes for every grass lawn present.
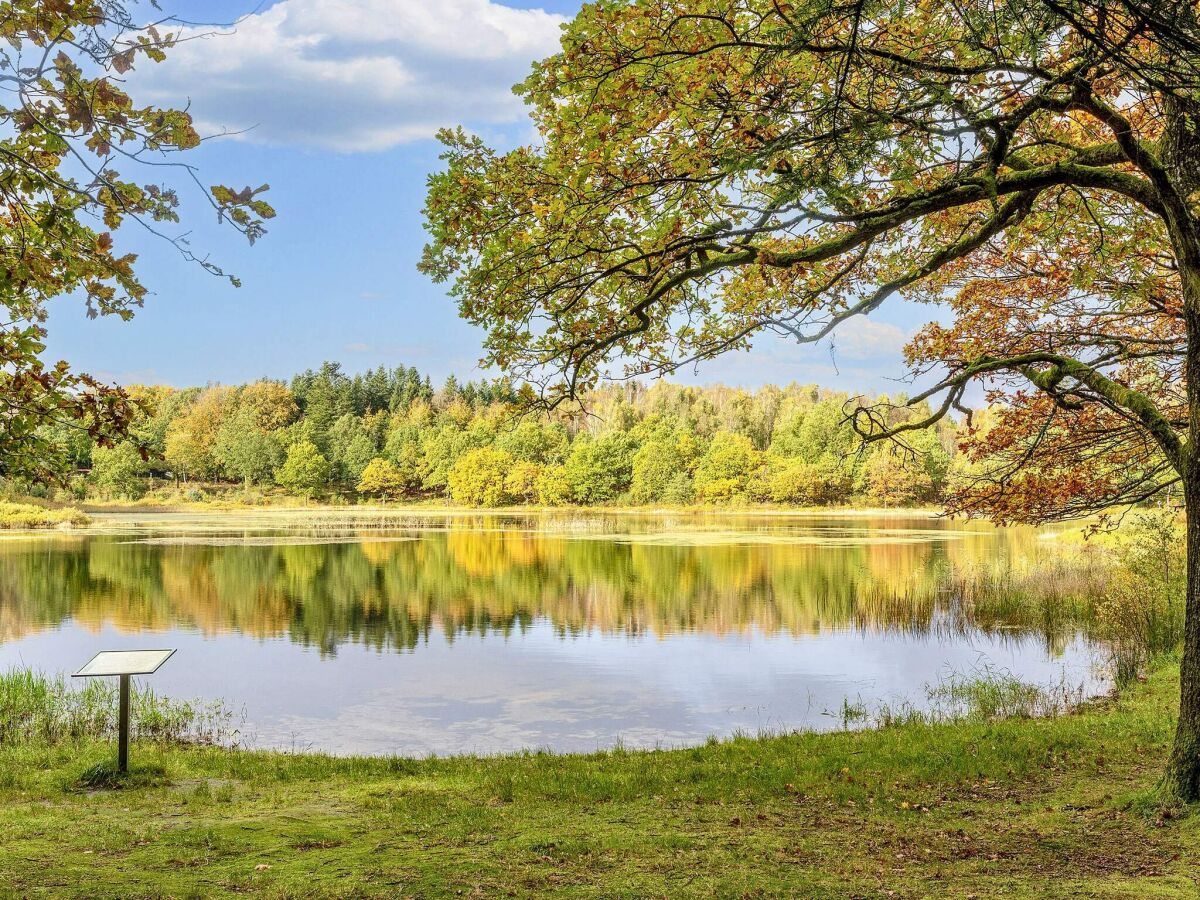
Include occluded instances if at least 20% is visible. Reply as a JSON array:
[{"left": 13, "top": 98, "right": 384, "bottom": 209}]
[{"left": 1, "top": 664, "right": 1197, "bottom": 898}]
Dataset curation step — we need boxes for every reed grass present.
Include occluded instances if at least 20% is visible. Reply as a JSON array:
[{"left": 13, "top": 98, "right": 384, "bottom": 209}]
[{"left": 0, "top": 669, "right": 236, "bottom": 747}]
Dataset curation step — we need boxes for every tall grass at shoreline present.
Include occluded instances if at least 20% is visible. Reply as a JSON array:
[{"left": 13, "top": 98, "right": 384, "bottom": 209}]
[
  {"left": 941, "top": 549, "right": 1107, "bottom": 650},
  {"left": 853, "top": 543, "right": 1106, "bottom": 650},
  {"left": 956, "top": 513, "right": 1185, "bottom": 687},
  {"left": 835, "top": 665, "right": 1091, "bottom": 731},
  {"left": 0, "top": 501, "right": 88, "bottom": 529},
  {"left": 0, "top": 669, "right": 236, "bottom": 747},
  {"left": 863, "top": 512, "right": 1186, "bottom": 688}
]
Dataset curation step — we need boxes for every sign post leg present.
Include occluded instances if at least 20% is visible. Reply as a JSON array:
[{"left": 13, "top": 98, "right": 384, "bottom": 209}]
[{"left": 118, "top": 674, "right": 130, "bottom": 773}]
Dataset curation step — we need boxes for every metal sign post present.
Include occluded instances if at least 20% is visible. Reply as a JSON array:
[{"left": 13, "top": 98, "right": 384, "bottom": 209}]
[{"left": 73, "top": 649, "right": 176, "bottom": 773}]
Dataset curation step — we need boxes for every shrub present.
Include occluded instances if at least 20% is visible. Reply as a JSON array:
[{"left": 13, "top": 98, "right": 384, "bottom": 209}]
[
  {"left": 661, "top": 471, "right": 695, "bottom": 505},
  {"left": 1095, "top": 509, "right": 1186, "bottom": 685},
  {"left": 0, "top": 502, "right": 89, "bottom": 529},
  {"left": 695, "top": 476, "right": 742, "bottom": 502},
  {"left": 765, "top": 459, "right": 848, "bottom": 505}
]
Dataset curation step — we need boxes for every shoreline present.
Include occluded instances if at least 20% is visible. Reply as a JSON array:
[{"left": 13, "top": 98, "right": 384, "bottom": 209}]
[
  {"left": 1, "top": 663, "right": 1194, "bottom": 896},
  {"left": 0, "top": 502, "right": 962, "bottom": 540},
  {"left": 77, "top": 500, "right": 947, "bottom": 517}
]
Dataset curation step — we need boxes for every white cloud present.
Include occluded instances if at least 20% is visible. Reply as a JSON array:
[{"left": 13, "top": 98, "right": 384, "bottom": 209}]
[
  {"left": 133, "top": 0, "right": 566, "bottom": 152},
  {"left": 826, "top": 316, "right": 908, "bottom": 360}
]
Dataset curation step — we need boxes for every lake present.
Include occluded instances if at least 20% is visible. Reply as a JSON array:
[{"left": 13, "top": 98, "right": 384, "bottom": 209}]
[{"left": 0, "top": 509, "right": 1105, "bottom": 755}]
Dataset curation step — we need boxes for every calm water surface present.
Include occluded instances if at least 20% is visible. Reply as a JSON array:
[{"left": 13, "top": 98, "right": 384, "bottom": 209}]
[{"left": 0, "top": 510, "right": 1104, "bottom": 754}]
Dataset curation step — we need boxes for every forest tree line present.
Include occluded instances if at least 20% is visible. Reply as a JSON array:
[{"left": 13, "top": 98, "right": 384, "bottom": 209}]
[{"left": 23, "top": 362, "right": 962, "bottom": 507}]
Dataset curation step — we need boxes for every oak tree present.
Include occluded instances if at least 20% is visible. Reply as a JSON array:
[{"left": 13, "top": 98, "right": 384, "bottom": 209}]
[{"left": 422, "top": 0, "right": 1200, "bottom": 799}]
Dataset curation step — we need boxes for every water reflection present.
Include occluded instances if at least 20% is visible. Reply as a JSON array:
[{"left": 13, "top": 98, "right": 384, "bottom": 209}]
[
  {"left": 0, "top": 512, "right": 1102, "bottom": 754},
  {"left": 0, "top": 513, "right": 1082, "bottom": 650}
]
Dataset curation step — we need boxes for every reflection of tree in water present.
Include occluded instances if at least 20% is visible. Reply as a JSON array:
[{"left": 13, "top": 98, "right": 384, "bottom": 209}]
[{"left": 0, "top": 520, "right": 1096, "bottom": 655}]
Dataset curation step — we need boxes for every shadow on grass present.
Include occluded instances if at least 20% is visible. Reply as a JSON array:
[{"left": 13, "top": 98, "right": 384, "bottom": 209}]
[{"left": 75, "top": 759, "right": 170, "bottom": 791}]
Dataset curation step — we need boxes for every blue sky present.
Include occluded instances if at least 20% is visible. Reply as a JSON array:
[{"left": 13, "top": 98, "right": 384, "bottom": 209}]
[{"left": 44, "top": 0, "right": 926, "bottom": 394}]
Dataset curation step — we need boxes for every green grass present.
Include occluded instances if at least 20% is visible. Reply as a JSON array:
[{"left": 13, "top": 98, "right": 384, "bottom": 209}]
[{"left": 1, "top": 665, "right": 1197, "bottom": 897}]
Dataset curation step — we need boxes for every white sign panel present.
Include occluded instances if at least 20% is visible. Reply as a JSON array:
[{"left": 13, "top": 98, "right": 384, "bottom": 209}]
[{"left": 73, "top": 649, "right": 176, "bottom": 678}]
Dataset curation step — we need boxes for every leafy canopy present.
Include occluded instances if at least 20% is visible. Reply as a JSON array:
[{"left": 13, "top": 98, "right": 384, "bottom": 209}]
[
  {"left": 1, "top": 1, "right": 274, "bottom": 480},
  {"left": 276, "top": 440, "right": 329, "bottom": 498},
  {"left": 421, "top": 0, "right": 1200, "bottom": 524}
]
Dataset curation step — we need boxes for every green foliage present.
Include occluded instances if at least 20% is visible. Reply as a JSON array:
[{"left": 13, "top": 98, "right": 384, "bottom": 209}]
[
  {"left": 37, "top": 421, "right": 95, "bottom": 472},
  {"left": 1096, "top": 509, "right": 1187, "bottom": 686},
  {"left": 214, "top": 408, "right": 283, "bottom": 487},
  {"left": 0, "top": 7, "right": 272, "bottom": 482},
  {"left": 383, "top": 425, "right": 425, "bottom": 493},
  {"left": 495, "top": 420, "right": 568, "bottom": 465},
  {"left": 327, "top": 414, "right": 379, "bottom": 486},
  {"left": 534, "top": 465, "right": 572, "bottom": 505},
  {"left": 771, "top": 400, "right": 859, "bottom": 464},
  {"left": 630, "top": 438, "right": 688, "bottom": 504},
  {"left": 694, "top": 432, "right": 760, "bottom": 502},
  {"left": 90, "top": 442, "right": 147, "bottom": 500},
  {"left": 275, "top": 441, "right": 330, "bottom": 499},
  {"left": 564, "top": 433, "right": 636, "bottom": 503},
  {"left": 357, "top": 458, "right": 407, "bottom": 500},
  {"left": 504, "top": 461, "right": 544, "bottom": 503},
  {"left": 764, "top": 459, "right": 848, "bottom": 505},
  {"left": 447, "top": 448, "right": 515, "bottom": 507},
  {"left": 164, "top": 388, "right": 232, "bottom": 480},
  {"left": 661, "top": 471, "right": 695, "bottom": 505},
  {"left": 32, "top": 362, "right": 956, "bottom": 507},
  {"left": 420, "top": 423, "right": 484, "bottom": 494}
]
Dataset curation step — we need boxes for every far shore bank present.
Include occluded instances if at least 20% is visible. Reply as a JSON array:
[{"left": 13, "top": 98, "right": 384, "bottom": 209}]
[
  {"left": 77, "top": 500, "right": 946, "bottom": 518},
  {"left": 0, "top": 497, "right": 964, "bottom": 536}
]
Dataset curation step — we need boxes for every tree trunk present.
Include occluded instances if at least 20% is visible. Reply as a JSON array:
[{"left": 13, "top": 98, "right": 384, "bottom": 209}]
[
  {"left": 1166, "top": 456, "right": 1200, "bottom": 801},
  {"left": 1161, "top": 78, "right": 1200, "bottom": 802},
  {"left": 1163, "top": 232, "right": 1200, "bottom": 801}
]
